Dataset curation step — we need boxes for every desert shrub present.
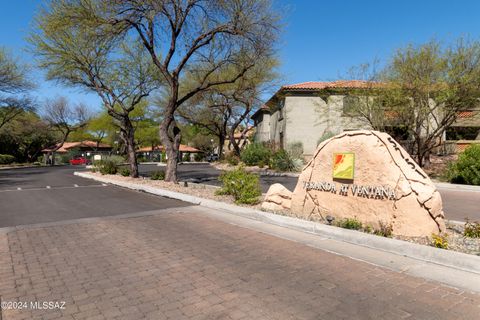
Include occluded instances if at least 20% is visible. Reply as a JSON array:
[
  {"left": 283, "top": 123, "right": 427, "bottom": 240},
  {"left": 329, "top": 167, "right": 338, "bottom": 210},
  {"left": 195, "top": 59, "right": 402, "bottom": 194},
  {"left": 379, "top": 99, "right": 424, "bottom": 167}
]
[
  {"left": 374, "top": 221, "right": 393, "bottom": 237},
  {"left": 431, "top": 233, "right": 449, "bottom": 249},
  {"left": 240, "top": 142, "right": 272, "bottom": 166},
  {"left": 150, "top": 171, "right": 165, "bottom": 180},
  {"left": 216, "top": 166, "right": 261, "bottom": 204},
  {"left": 105, "top": 155, "right": 125, "bottom": 165},
  {"left": 182, "top": 153, "right": 190, "bottom": 162},
  {"left": 224, "top": 152, "right": 240, "bottom": 165},
  {"left": 464, "top": 219, "right": 480, "bottom": 238},
  {"left": 447, "top": 144, "right": 480, "bottom": 185},
  {"left": 120, "top": 168, "right": 131, "bottom": 177},
  {"left": 96, "top": 155, "right": 124, "bottom": 175},
  {"left": 335, "top": 217, "right": 363, "bottom": 230},
  {"left": 194, "top": 153, "right": 204, "bottom": 162},
  {"left": 269, "top": 149, "right": 302, "bottom": 172},
  {"left": 98, "top": 160, "right": 117, "bottom": 175},
  {"left": 0, "top": 154, "right": 15, "bottom": 164},
  {"left": 287, "top": 142, "right": 304, "bottom": 159},
  {"left": 136, "top": 154, "right": 146, "bottom": 162},
  {"left": 57, "top": 153, "right": 70, "bottom": 164}
]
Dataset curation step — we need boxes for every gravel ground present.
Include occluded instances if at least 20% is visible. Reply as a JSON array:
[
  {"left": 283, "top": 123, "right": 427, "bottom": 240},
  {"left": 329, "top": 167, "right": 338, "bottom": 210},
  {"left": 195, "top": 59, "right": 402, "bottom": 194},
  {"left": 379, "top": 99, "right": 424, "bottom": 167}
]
[
  {"left": 393, "top": 221, "right": 480, "bottom": 256},
  {"left": 93, "top": 172, "right": 262, "bottom": 210},
  {"left": 95, "top": 172, "right": 480, "bottom": 256}
]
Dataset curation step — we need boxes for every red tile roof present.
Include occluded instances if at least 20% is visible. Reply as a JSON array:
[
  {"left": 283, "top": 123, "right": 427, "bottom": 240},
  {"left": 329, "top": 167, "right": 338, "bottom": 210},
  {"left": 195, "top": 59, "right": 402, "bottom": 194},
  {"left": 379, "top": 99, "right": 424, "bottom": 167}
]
[
  {"left": 457, "top": 111, "right": 475, "bottom": 119},
  {"left": 282, "top": 80, "right": 381, "bottom": 91},
  {"left": 43, "top": 141, "right": 111, "bottom": 153},
  {"left": 137, "top": 144, "right": 201, "bottom": 153}
]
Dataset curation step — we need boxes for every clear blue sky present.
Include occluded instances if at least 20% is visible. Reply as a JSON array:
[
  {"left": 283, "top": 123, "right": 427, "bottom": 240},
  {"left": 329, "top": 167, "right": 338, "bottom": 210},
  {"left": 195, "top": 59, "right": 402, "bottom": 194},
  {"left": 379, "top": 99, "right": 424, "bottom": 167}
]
[{"left": 2, "top": 0, "right": 480, "bottom": 111}]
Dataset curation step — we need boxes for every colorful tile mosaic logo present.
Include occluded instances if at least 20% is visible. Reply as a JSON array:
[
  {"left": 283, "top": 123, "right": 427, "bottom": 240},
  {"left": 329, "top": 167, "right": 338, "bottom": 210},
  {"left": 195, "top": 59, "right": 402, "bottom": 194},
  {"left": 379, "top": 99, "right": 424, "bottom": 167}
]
[{"left": 332, "top": 152, "right": 355, "bottom": 180}]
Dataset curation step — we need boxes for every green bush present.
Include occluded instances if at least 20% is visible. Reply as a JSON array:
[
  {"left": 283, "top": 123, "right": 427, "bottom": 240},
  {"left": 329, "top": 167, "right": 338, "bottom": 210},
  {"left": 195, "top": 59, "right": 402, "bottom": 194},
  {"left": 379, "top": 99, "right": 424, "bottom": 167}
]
[
  {"left": 95, "top": 155, "right": 124, "bottom": 175},
  {"left": 240, "top": 143, "right": 272, "bottom": 166},
  {"left": 224, "top": 152, "right": 240, "bottom": 165},
  {"left": 464, "top": 219, "right": 480, "bottom": 238},
  {"left": 182, "top": 153, "right": 190, "bottom": 162},
  {"left": 120, "top": 168, "right": 131, "bottom": 177},
  {"left": 216, "top": 167, "right": 261, "bottom": 204},
  {"left": 57, "top": 154, "right": 70, "bottom": 164},
  {"left": 150, "top": 171, "right": 165, "bottom": 180},
  {"left": 0, "top": 154, "right": 16, "bottom": 164},
  {"left": 374, "top": 221, "right": 393, "bottom": 237},
  {"left": 105, "top": 155, "right": 125, "bottom": 165},
  {"left": 99, "top": 160, "right": 117, "bottom": 175},
  {"left": 447, "top": 144, "right": 480, "bottom": 185},
  {"left": 269, "top": 149, "right": 302, "bottom": 172},
  {"left": 287, "top": 142, "right": 304, "bottom": 159},
  {"left": 335, "top": 217, "right": 363, "bottom": 230},
  {"left": 137, "top": 155, "right": 147, "bottom": 163}
]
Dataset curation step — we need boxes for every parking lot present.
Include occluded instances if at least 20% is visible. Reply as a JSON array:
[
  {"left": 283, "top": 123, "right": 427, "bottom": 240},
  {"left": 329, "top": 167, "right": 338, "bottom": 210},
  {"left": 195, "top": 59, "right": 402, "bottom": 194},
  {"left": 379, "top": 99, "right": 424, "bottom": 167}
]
[{"left": 1, "top": 164, "right": 479, "bottom": 229}]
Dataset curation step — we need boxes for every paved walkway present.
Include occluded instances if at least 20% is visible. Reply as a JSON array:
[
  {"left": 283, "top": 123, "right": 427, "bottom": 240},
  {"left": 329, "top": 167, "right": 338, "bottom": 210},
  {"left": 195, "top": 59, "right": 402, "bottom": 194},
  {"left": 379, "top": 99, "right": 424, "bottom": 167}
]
[{"left": 1, "top": 208, "right": 479, "bottom": 320}]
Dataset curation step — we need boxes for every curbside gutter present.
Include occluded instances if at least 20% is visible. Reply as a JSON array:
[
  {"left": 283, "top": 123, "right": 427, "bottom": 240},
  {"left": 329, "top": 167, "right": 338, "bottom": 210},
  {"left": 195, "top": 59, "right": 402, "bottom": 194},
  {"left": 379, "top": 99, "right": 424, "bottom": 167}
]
[{"left": 75, "top": 171, "right": 480, "bottom": 275}]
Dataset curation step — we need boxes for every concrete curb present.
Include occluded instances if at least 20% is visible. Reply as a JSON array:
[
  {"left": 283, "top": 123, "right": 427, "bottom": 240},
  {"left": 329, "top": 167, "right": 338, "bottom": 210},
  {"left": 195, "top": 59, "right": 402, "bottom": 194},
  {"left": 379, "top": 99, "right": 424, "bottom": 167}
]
[{"left": 75, "top": 171, "right": 480, "bottom": 275}]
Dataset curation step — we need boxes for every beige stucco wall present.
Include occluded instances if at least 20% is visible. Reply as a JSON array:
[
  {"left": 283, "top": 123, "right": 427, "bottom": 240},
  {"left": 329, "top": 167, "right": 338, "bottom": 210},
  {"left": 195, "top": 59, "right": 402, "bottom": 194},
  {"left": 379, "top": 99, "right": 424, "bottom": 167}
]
[
  {"left": 269, "top": 109, "right": 284, "bottom": 145},
  {"left": 254, "top": 113, "right": 271, "bottom": 142},
  {"left": 283, "top": 95, "right": 371, "bottom": 158},
  {"left": 255, "top": 92, "right": 480, "bottom": 159}
]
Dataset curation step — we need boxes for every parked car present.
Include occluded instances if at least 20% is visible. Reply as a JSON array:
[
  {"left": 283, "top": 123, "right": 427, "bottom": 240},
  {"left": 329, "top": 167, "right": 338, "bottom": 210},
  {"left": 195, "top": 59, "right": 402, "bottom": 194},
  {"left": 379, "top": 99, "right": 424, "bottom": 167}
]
[
  {"left": 69, "top": 156, "right": 90, "bottom": 165},
  {"left": 205, "top": 153, "right": 219, "bottom": 162}
]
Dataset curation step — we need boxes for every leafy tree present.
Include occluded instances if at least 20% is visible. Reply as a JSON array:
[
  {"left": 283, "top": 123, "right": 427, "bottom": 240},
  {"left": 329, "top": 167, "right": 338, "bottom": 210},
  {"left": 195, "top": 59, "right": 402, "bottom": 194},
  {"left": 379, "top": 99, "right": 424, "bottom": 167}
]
[
  {"left": 0, "top": 47, "right": 34, "bottom": 129},
  {"left": 85, "top": 111, "right": 116, "bottom": 148},
  {"left": 0, "top": 110, "right": 55, "bottom": 162},
  {"left": 43, "top": 97, "right": 90, "bottom": 164},
  {"left": 347, "top": 39, "right": 480, "bottom": 167},
  {"left": 64, "top": 0, "right": 280, "bottom": 181},
  {"left": 180, "top": 124, "right": 215, "bottom": 154},
  {"left": 179, "top": 57, "right": 279, "bottom": 158},
  {"left": 31, "top": 4, "right": 159, "bottom": 177}
]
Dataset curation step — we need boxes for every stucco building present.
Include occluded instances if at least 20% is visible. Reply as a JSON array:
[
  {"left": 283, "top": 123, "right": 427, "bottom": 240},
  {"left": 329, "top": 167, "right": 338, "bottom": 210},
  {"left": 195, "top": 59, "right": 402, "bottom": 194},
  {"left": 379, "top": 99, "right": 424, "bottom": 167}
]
[{"left": 252, "top": 80, "right": 480, "bottom": 159}]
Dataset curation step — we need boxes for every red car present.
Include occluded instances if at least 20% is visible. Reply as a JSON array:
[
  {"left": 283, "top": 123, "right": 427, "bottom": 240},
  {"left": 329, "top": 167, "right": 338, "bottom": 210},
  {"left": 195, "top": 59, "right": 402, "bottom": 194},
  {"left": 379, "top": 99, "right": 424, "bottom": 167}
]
[{"left": 69, "top": 156, "right": 90, "bottom": 165}]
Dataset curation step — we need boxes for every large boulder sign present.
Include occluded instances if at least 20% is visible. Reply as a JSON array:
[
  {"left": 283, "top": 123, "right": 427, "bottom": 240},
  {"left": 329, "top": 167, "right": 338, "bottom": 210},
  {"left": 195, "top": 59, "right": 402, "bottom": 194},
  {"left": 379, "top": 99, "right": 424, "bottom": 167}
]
[{"left": 290, "top": 130, "right": 446, "bottom": 237}]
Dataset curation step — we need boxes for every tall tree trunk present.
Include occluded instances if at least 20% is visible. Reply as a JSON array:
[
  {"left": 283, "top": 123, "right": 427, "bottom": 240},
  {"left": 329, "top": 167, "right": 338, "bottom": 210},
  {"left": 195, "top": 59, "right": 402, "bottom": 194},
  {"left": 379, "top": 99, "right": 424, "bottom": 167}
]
[
  {"left": 120, "top": 117, "right": 139, "bottom": 178},
  {"left": 217, "top": 135, "right": 225, "bottom": 159},
  {"left": 160, "top": 113, "right": 182, "bottom": 182},
  {"left": 229, "top": 130, "right": 241, "bottom": 157},
  {"left": 416, "top": 138, "right": 424, "bottom": 168}
]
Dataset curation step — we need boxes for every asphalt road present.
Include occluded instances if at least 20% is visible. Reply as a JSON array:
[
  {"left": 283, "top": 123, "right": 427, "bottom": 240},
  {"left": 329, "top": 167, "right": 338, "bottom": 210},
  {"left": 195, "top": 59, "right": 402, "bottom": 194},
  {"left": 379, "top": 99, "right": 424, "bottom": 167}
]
[
  {"left": 140, "top": 163, "right": 480, "bottom": 222},
  {"left": 0, "top": 164, "right": 478, "bottom": 227},
  {"left": 139, "top": 163, "right": 299, "bottom": 192},
  {"left": 0, "top": 166, "right": 189, "bottom": 228}
]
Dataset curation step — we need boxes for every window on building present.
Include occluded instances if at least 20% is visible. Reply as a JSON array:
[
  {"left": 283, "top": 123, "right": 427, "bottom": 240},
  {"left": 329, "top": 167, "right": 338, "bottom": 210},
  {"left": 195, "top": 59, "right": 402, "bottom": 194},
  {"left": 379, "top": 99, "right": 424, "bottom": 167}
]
[
  {"left": 446, "top": 127, "right": 480, "bottom": 140},
  {"left": 278, "top": 99, "right": 285, "bottom": 120}
]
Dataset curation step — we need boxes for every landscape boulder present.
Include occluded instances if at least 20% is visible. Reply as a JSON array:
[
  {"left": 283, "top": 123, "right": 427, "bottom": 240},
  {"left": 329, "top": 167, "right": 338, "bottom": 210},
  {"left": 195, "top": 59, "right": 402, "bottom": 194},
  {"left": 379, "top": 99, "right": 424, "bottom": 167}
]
[
  {"left": 262, "top": 183, "right": 292, "bottom": 212},
  {"left": 290, "top": 130, "right": 445, "bottom": 237}
]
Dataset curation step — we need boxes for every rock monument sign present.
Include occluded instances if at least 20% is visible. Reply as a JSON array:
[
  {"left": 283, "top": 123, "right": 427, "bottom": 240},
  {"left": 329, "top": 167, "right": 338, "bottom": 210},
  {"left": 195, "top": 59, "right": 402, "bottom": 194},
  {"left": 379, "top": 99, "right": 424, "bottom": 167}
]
[{"left": 290, "top": 130, "right": 445, "bottom": 237}]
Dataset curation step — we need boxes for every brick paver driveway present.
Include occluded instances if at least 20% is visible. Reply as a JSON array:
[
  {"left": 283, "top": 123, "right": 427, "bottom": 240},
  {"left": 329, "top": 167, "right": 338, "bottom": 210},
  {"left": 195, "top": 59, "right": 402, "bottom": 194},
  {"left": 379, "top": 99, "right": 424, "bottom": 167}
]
[{"left": 1, "top": 207, "right": 479, "bottom": 320}]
